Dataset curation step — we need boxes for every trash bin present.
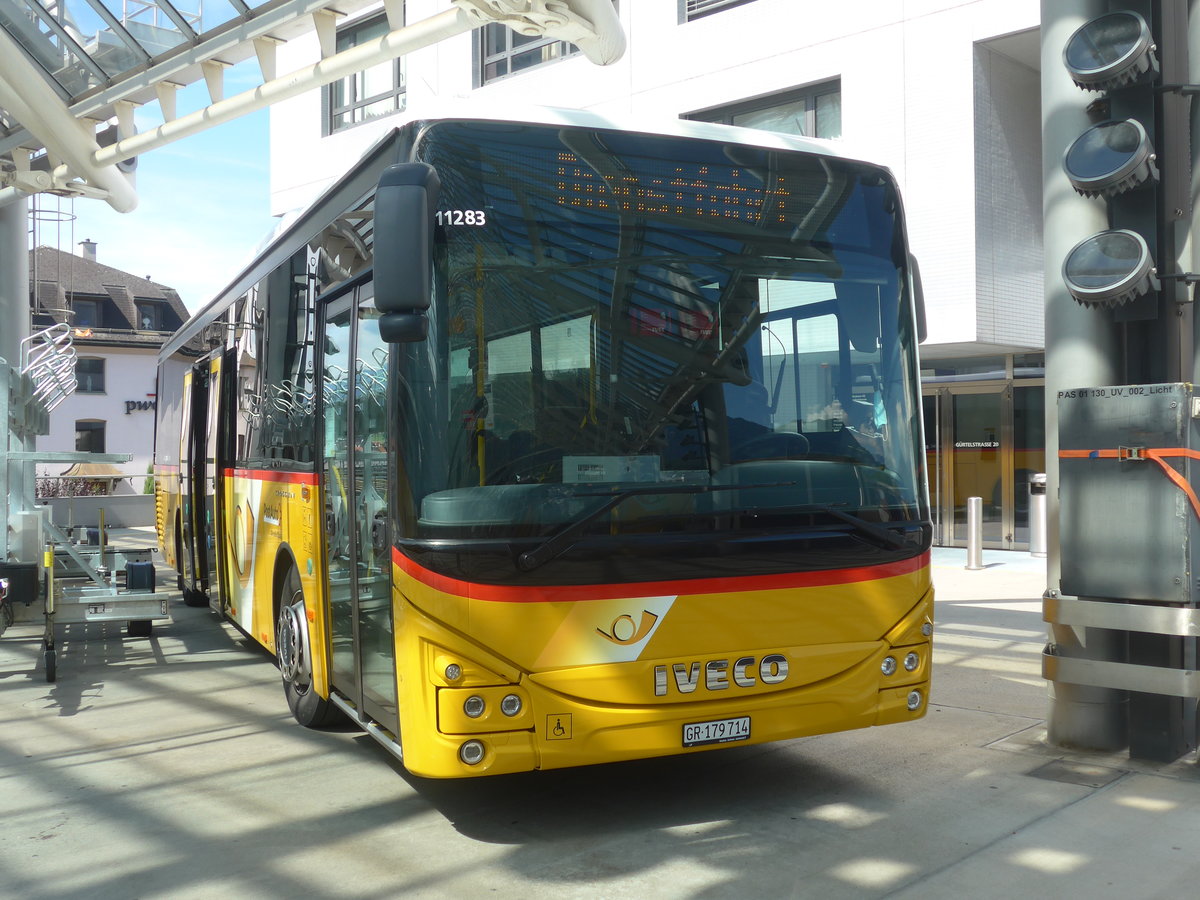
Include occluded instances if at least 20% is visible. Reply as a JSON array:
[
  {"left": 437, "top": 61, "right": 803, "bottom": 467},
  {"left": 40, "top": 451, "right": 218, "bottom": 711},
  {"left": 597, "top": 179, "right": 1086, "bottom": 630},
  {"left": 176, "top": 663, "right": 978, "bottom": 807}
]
[{"left": 1029, "top": 473, "right": 1047, "bottom": 558}]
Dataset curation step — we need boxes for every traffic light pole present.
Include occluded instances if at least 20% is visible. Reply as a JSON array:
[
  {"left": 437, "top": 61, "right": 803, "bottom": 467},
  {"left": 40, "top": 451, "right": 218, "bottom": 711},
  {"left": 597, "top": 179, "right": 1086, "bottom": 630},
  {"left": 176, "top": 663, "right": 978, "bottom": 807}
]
[
  {"left": 1189, "top": 0, "right": 1200, "bottom": 385},
  {"left": 1042, "top": 0, "right": 1128, "bottom": 752},
  {"left": 1147, "top": 0, "right": 1191, "bottom": 387},
  {"left": 1045, "top": 0, "right": 1200, "bottom": 762}
]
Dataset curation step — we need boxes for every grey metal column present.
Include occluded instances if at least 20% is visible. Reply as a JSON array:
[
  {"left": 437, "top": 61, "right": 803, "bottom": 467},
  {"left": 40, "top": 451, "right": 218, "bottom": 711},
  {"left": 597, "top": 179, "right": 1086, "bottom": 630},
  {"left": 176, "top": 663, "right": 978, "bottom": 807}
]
[
  {"left": 1, "top": 198, "right": 30, "bottom": 561},
  {"left": 0, "top": 198, "right": 26, "bottom": 367},
  {"left": 1042, "top": 0, "right": 1128, "bottom": 750},
  {"left": 1190, "top": 0, "right": 1200, "bottom": 388}
]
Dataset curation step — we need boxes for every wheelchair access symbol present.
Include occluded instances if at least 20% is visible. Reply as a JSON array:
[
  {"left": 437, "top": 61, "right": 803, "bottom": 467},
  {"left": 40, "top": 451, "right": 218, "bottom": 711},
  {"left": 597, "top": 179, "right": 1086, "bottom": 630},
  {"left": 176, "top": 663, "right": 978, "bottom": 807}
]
[{"left": 547, "top": 714, "right": 572, "bottom": 740}]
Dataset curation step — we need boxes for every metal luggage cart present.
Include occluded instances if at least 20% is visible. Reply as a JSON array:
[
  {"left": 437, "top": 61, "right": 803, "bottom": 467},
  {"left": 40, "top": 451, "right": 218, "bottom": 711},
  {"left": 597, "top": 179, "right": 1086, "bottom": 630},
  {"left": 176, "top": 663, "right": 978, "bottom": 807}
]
[
  {"left": 2, "top": 325, "right": 168, "bottom": 681},
  {"left": 40, "top": 520, "right": 170, "bottom": 683}
]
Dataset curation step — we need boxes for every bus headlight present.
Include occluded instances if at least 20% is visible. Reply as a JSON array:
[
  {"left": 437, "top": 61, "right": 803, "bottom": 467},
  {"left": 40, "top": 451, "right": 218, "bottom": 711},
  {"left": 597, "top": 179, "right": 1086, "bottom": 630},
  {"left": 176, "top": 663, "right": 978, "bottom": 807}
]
[
  {"left": 907, "top": 690, "right": 923, "bottom": 711},
  {"left": 904, "top": 652, "right": 920, "bottom": 672},
  {"left": 463, "top": 695, "right": 485, "bottom": 718},
  {"left": 500, "top": 694, "right": 523, "bottom": 717},
  {"left": 881, "top": 656, "right": 897, "bottom": 676},
  {"left": 444, "top": 662, "right": 463, "bottom": 682},
  {"left": 459, "top": 740, "right": 486, "bottom": 765}
]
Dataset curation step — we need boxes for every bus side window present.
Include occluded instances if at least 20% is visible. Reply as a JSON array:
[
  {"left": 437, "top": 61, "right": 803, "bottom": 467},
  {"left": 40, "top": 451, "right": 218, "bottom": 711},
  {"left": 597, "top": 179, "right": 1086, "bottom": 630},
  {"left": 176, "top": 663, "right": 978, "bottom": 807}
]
[
  {"left": 235, "top": 289, "right": 266, "bottom": 461},
  {"left": 259, "top": 249, "right": 315, "bottom": 462}
]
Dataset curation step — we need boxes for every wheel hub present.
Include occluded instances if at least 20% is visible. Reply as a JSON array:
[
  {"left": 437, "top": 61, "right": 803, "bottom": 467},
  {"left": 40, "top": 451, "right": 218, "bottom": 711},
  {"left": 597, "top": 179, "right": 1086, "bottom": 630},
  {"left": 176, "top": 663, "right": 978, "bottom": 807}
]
[{"left": 277, "top": 604, "right": 304, "bottom": 685}]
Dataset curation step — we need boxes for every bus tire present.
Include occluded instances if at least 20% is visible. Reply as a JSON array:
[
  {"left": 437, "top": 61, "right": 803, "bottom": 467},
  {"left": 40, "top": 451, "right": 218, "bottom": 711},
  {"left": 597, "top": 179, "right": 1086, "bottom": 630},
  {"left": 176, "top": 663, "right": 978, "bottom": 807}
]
[{"left": 276, "top": 565, "right": 340, "bottom": 728}]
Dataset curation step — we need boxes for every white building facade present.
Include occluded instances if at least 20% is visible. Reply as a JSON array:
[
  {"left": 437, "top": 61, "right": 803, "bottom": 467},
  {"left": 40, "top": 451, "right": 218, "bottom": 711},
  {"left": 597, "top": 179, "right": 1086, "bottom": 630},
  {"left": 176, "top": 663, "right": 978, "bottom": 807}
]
[
  {"left": 39, "top": 345, "right": 161, "bottom": 494},
  {"left": 267, "top": 0, "right": 1046, "bottom": 548},
  {"left": 30, "top": 244, "right": 190, "bottom": 496}
]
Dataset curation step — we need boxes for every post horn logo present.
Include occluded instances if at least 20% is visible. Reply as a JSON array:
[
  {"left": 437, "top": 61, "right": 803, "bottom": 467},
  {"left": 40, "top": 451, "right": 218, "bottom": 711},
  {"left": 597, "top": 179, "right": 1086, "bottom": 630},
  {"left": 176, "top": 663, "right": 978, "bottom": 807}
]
[{"left": 596, "top": 610, "right": 659, "bottom": 645}]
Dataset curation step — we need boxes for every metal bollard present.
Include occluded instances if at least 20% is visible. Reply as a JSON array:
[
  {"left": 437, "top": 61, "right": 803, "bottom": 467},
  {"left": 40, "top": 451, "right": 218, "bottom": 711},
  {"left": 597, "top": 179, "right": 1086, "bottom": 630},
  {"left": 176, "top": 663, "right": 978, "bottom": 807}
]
[
  {"left": 1029, "top": 473, "right": 1047, "bottom": 558},
  {"left": 965, "top": 496, "right": 984, "bottom": 570}
]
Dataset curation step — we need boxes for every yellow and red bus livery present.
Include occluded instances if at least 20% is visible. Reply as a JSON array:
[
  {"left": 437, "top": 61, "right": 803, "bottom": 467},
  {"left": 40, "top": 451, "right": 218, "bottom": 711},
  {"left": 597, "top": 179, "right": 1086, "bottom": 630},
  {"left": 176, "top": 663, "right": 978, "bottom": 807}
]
[{"left": 155, "top": 107, "right": 932, "bottom": 778}]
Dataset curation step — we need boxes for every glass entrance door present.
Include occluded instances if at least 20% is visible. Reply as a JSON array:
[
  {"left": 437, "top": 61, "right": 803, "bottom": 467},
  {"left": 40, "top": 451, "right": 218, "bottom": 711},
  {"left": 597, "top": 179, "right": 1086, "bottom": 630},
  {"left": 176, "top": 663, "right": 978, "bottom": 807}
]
[
  {"left": 951, "top": 390, "right": 1004, "bottom": 545},
  {"left": 924, "top": 382, "right": 1045, "bottom": 549},
  {"left": 1012, "top": 385, "right": 1046, "bottom": 545}
]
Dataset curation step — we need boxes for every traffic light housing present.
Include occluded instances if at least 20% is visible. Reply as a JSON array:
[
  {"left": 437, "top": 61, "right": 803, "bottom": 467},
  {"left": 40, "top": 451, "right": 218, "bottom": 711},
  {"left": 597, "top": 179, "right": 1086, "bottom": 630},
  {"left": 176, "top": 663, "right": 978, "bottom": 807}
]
[{"left": 1059, "top": 5, "right": 1191, "bottom": 320}]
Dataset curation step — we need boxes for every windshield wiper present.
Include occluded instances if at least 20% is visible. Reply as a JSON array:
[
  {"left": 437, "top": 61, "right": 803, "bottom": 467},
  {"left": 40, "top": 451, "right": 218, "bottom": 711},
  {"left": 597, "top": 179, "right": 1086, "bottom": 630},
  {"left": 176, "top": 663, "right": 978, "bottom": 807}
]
[
  {"left": 800, "top": 504, "right": 910, "bottom": 550},
  {"left": 516, "top": 482, "right": 796, "bottom": 571}
]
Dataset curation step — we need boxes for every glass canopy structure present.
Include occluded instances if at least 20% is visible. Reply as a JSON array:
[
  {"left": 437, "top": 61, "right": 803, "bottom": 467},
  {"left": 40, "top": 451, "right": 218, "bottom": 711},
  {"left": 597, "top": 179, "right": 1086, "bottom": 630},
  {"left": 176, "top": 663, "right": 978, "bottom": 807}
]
[
  {"left": 0, "top": 0, "right": 622, "bottom": 575},
  {"left": 0, "top": 0, "right": 624, "bottom": 211}
]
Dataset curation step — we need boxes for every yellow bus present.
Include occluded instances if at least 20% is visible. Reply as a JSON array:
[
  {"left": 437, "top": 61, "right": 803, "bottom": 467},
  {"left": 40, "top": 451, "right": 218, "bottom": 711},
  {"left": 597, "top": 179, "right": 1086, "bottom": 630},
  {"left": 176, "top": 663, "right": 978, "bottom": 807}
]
[{"left": 154, "top": 107, "right": 932, "bottom": 778}]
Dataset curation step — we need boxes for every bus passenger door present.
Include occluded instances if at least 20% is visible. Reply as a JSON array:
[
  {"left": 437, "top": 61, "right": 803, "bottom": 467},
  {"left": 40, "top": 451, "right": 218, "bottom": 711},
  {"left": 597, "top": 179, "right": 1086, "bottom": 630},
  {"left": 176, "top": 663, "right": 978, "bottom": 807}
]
[
  {"left": 320, "top": 289, "right": 398, "bottom": 735},
  {"left": 353, "top": 286, "right": 396, "bottom": 731},
  {"left": 209, "top": 349, "right": 237, "bottom": 610},
  {"left": 180, "top": 363, "right": 208, "bottom": 599},
  {"left": 180, "top": 352, "right": 232, "bottom": 608}
]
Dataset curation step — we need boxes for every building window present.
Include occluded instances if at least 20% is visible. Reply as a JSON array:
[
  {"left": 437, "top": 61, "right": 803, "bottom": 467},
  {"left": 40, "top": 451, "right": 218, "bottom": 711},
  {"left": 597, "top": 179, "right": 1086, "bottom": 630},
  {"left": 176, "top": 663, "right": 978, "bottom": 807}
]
[
  {"left": 477, "top": 2, "right": 616, "bottom": 85},
  {"left": 76, "top": 358, "right": 106, "bottom": 393},
  {"left": 324, "top": 13, "right": 406, "bottom": 135},
  {"left": 679, "top": 0, "right": 758, "bottom": 22},
  {"left": 73, "top": 298, "right": 100, "bottom": 328},
  {"left": 136, "top": 301, "right": 163, "bottom": 331},
  {"left": 75, "top": 420, "right": 106, "bottom": 453},
  {"left": 688, "top": 80, "right": 842, "bottom": 140}
]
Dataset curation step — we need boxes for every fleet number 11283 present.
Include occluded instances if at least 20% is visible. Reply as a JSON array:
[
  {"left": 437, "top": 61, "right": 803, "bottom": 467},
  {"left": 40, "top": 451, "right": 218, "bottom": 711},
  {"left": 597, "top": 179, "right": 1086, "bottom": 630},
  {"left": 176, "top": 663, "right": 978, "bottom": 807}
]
[{"left": 436, "top": 209, "right": 487, "bottom": 226}]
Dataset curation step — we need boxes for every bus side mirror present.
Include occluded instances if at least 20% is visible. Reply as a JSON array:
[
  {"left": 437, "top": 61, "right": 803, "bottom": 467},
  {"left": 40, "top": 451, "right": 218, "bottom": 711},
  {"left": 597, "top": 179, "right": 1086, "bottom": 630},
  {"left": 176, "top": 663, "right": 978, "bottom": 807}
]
[
  {"left": 378, "top": 312, "right": 429, "bottom": 343},
  {"left": 908, "top": 253, "right": 927, "bottom": 344},
  {"left": 374, "top": 162, "right": 440, "bottom": 342}
]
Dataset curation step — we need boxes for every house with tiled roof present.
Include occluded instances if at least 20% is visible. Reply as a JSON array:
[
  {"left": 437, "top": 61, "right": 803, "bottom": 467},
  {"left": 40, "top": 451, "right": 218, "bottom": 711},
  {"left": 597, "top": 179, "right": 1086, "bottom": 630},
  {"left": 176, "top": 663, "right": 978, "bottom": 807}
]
[{"left": 30, "top": 242, "right": 189, "bottom": 495}]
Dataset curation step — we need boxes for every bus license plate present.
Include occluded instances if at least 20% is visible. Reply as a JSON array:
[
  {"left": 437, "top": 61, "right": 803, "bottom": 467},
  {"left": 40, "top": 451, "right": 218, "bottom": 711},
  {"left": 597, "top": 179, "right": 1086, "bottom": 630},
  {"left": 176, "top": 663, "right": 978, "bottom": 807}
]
[{"left": 683, "top": 716, "right": 750, "bottom": 747}]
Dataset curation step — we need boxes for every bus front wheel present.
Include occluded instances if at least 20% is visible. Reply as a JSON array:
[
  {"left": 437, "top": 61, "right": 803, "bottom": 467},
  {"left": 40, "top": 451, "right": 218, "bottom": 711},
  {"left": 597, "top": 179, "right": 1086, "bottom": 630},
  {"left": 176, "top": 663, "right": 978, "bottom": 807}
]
[{"left": 276, "top": 566, "right": 340, "bottom": 728}]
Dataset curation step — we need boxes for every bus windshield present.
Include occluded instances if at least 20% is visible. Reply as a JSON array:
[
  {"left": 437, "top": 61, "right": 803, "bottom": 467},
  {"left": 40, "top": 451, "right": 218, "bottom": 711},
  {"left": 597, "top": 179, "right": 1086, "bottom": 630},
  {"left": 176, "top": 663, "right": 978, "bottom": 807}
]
[{"left": 394, "top": 120, "right": 926, "bottom": 580}]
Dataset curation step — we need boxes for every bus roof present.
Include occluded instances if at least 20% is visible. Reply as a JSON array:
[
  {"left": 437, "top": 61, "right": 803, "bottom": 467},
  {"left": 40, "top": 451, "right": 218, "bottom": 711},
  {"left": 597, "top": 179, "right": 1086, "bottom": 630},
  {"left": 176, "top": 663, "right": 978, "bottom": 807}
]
[{"left": 398, "top": 98, "right": 863, "bottom": 161}]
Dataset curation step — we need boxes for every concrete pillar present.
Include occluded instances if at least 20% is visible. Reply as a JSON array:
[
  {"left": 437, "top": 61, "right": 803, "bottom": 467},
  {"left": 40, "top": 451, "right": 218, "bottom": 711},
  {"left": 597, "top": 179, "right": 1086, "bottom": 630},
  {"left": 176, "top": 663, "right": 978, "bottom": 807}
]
[{"left": 1042, "top": 0, "right": 1128, "bottom": 751}]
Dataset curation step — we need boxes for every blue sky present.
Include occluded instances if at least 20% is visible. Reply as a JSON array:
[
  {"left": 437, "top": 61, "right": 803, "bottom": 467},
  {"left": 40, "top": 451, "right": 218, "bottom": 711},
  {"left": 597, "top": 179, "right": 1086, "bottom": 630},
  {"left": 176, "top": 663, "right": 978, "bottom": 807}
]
[{"left": 39, "top": 63, "right": 279, "bottom": 312}]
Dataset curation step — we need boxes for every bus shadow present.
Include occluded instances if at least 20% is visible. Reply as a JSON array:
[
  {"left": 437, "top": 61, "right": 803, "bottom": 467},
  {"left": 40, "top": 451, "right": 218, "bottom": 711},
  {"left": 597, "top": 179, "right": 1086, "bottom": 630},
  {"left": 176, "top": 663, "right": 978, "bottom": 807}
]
[{"left": 396, "top": 739, "right": 867, "bottom": 844}]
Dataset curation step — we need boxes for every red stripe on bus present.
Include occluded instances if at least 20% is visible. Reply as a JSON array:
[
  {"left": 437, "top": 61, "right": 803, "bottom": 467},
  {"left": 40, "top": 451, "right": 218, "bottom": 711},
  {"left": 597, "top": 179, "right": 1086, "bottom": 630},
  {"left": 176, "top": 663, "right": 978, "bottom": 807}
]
[
  {"left": 224, "top": 468, "right": 319, "bottom": 485},
  {"left": 392, "top": 547, "right": 929, "bottom": 603}
]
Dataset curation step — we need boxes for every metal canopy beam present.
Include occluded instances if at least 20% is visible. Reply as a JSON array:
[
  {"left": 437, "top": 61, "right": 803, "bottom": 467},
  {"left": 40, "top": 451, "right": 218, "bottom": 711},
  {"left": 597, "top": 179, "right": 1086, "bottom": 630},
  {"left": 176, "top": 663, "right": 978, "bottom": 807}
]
[{"left": 0, "top": 25, "right": 138, "bottom": 210}]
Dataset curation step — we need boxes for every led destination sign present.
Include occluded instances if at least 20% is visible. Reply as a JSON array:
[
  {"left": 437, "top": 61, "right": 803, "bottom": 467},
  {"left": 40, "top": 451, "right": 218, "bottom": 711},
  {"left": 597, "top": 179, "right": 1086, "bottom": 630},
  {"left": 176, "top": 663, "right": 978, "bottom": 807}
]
[{"left": 554, "top": 152, "right": 795, "bottom": 225}]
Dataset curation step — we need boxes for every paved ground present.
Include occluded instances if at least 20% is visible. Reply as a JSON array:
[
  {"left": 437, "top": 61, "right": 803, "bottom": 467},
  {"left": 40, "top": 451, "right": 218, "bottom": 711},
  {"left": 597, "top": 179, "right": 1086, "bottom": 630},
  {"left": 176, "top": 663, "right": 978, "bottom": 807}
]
[{"left": 1, "top": 533, "right": 1198, "bottom": 899}]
